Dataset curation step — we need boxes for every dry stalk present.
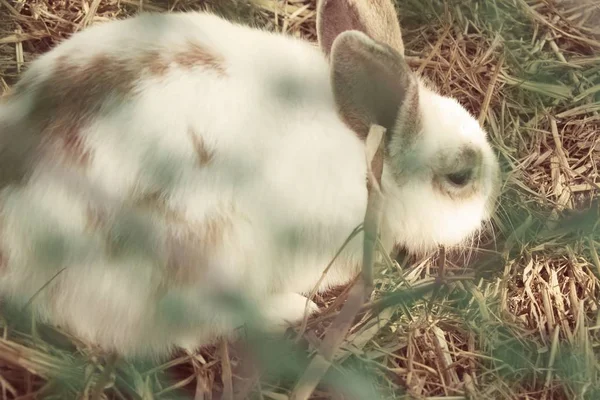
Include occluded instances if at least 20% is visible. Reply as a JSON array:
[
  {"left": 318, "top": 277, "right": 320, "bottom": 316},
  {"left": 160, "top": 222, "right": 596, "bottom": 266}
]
[
  {"left": 289, "top": 124, "right": 386, "bottom": 400},
  {"left": 220, "top": 339, "right": 234, "bottom": 400},
  {"left": 90, "top": 353, "right": 118, "bottom": 400}
]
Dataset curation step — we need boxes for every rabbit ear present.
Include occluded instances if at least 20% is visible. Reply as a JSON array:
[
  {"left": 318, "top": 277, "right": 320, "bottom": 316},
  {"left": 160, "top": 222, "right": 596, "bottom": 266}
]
[
  {"left": 330, "top": 31, "right": 416, "bottom": 140},
  {"left": 317, "top": 0, "right": 404, "bottom": 58}
]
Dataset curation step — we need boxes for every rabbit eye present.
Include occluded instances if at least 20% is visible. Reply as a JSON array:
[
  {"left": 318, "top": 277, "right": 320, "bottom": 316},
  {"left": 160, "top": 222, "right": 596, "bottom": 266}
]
[{"left": 446, "top": 169, "right": 472, "bottom": 186}]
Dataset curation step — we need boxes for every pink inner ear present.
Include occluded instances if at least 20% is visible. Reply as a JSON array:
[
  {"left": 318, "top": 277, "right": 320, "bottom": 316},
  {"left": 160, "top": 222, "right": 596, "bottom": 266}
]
[{"left": 317, "top": 0, "right": 367, "bottom": 57}]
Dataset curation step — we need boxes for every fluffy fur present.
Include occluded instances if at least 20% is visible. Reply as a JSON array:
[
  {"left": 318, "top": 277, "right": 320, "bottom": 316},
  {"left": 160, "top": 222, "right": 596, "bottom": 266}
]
[{"left": 0, "top": 0, "right": 500, "bottom": 359}]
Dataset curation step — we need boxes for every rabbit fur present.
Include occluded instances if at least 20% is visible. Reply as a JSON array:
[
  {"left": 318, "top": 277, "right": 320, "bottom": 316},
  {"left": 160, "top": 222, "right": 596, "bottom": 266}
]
[{"left": 0, "top": 0, "right": 501, "bottom": 359}]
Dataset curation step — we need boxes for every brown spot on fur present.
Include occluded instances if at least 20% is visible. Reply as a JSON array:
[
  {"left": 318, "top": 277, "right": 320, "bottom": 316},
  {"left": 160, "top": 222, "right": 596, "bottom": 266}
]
[
  {"left": 3, "top": 41, "right": 225, "bottom": 185},
  {"left": 165, "top": 229, "right": 204, "bottom": 285},
  {"left": 201, "top": 211, "right": 234, "bottom": 249},
  {"left": 43, "top": 114, "right": 92, "bottom": 167},
  {"left": 166, "top": 207, "right": 234, "bottom": 287},
  {"left": 136, "top": 42, "right": 227, "bottom": 78},
  {"left": 189, "top": 129, "right": 215, "bottom": 166},
  {"left": 26, "top": 54, "right": 139, "bottom": 168},
  {"left": 133, "top": 189, "right": 167, "bottom": 210},
  {"left": 138, "top": 50, "right": 170, "bottom": 76},
  {"left": 174, "top": 41, "right": 226, "bottom": 76},
  {"left": 128, "top": 189, "right": 236, "bottom": 286},
  {"left": 51, "top": 54, "right": 138, "bottom": 108},
  {"left": 130, "top": 189, "right": 185, "bottom": 224},
  {"left": 123, "top": 185, "right": 241, "bottom": 287}
]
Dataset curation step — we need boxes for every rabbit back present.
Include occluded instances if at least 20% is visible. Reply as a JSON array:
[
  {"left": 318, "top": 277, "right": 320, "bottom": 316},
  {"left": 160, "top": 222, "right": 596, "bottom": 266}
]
[{"left": 0, "top": 12, "right": 369, "bottom": 357}]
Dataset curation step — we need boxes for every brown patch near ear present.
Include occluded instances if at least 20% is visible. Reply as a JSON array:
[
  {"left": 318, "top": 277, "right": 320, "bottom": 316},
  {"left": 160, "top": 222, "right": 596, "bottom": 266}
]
[
  {"left": 317, "top": 0, "right": 404, "bottom": 57},
  {"left": 174, "top": 41, "right": 226, "bottom": 76},
  {"left": 189, "top": 129, "right": 215, "bottom": 167}
]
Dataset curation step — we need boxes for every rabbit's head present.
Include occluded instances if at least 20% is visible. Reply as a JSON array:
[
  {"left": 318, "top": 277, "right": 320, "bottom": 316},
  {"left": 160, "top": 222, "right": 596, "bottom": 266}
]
[{"left": 317, "top": 0, "right": 502, "bottom": 253}]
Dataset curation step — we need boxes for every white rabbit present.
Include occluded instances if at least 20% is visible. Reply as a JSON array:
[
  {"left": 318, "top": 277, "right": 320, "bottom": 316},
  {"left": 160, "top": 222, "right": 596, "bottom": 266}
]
[{"left": 0, "top": 0, "right": 501, "bottom": 359}]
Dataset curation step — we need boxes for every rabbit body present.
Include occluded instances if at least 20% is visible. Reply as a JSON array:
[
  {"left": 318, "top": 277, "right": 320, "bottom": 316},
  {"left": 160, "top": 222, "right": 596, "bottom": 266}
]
[
  {"left": 0, "top": 12, "right": 370, "bottom": 357},
  {"left": 0, "top": 0, "right": 501, "bottom": 359}
]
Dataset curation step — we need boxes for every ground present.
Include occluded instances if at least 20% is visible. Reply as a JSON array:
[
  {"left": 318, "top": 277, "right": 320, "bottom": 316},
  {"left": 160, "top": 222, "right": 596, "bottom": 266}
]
[{"left": 0, "top": 0, "right": 599, "bottom": 399}]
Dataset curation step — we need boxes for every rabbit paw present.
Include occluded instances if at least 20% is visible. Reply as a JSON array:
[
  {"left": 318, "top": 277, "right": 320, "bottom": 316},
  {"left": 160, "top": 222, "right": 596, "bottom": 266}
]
[{"left": 262, "top": 292, "right": 319, "bottom": 332}]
